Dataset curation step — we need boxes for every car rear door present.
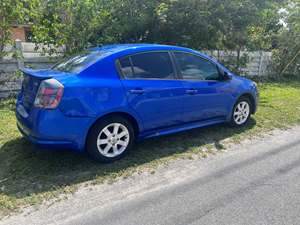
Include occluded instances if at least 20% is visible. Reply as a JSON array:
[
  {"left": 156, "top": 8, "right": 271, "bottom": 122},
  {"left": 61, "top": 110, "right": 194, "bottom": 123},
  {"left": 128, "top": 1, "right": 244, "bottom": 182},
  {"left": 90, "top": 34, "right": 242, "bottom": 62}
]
[
  {"left": 118, "top": 51, "right": 185, "bottom": 131},
  {"left": 172, "top": 51, "right": 232, "bottom": 123}
]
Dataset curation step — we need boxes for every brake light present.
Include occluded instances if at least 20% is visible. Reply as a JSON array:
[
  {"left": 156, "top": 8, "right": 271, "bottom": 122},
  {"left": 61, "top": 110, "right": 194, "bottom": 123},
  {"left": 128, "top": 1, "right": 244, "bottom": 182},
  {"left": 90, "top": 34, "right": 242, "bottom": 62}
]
[{"left": 34, "top": 78, "right": 64, "bottom": 109}]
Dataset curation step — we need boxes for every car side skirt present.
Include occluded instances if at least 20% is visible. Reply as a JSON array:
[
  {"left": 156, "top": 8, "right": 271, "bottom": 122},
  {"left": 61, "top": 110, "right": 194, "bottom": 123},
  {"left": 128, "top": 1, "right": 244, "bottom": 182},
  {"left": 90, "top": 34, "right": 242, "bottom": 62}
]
[{"left": 138, "top": 117, "right": 226, "bottom": 140}]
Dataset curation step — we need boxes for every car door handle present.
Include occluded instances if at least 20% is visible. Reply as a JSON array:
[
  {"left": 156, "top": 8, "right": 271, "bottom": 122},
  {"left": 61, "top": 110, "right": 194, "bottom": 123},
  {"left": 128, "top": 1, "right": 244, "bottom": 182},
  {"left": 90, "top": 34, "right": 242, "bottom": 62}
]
[
  {"left": 185, "top": 89, "right": 198, "bottom": 95},
  {"left": 129, "top": 89, "right": 145, "bottom": 94}
]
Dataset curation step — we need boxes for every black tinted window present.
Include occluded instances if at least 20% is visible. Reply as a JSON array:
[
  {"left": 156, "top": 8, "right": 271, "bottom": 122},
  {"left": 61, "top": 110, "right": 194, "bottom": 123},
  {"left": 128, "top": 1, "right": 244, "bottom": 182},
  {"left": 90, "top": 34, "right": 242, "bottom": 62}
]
[
  {"left": 174, "top": 52, "right": 220, "bottom": 80},
  {"left": 120, "top": 52, "right": 175, "bottom": 79}
]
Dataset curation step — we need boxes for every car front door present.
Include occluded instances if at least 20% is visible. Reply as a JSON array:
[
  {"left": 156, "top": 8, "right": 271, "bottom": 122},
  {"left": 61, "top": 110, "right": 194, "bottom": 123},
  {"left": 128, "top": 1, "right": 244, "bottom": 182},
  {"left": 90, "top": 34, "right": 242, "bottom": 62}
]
[
  {"left": 118, "top": 51, "right": 185, "bottom": 131},
  {"left": 172, "top": 51, "right": 233, "bottom": 123}
]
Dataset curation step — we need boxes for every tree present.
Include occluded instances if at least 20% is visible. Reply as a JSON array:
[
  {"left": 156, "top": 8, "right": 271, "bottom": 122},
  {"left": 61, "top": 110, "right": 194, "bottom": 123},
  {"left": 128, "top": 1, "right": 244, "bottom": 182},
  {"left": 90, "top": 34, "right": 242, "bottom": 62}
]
[
  {"left": 0, "top": 0, "right": 37, "bottom": 58},
  {"left": 272, "top": 0, "right": 300, "bottom": 76},
  {"left": 28, "top": 0, "right": 295, "bottom": 76},
  {"left": 32, "top": 0, "right": 111, "bottom": 55},
  {"left": 102, "top": 0, "right": 159, "bottom": 43}
]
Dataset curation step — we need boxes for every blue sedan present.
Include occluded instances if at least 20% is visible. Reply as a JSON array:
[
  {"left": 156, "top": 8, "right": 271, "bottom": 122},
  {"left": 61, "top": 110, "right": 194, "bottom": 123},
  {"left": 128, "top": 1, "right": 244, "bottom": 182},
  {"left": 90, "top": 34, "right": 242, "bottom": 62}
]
[{"left": 16, "top": 44, "right": 259, "bottom": 162}]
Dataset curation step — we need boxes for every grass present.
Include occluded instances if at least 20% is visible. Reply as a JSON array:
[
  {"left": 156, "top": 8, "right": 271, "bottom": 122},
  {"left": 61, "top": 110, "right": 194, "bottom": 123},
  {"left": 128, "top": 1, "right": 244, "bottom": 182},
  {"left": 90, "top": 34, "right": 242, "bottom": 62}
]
[{"left": 1, "top": 79, "right": 300, "bottom": 218}]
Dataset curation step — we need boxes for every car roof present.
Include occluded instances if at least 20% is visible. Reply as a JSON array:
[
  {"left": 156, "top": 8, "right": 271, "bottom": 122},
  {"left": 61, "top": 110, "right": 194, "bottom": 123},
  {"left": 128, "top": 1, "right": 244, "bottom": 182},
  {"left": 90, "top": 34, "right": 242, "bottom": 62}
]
[
  {"left": 88, "top": 43, "right": 210, "bottom": 60},
  {"left": 90, "top": 43, "right": 187, "bottom": 51}
]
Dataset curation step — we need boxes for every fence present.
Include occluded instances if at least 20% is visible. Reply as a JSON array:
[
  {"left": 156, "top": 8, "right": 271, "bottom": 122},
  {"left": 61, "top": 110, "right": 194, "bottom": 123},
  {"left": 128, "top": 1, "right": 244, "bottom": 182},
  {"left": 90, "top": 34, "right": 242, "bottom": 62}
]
[
  {"left": 0, "top": 41, "right": 273, "bottom": 98},
  {"left": 0, "top": 41, "right": 62, "bottom": 98},
  {"left": 205, "top": 50, "right": 273, "bottom": 77},
  {"left": 0, "top": 41, "right": 63, "bottom": 73}
]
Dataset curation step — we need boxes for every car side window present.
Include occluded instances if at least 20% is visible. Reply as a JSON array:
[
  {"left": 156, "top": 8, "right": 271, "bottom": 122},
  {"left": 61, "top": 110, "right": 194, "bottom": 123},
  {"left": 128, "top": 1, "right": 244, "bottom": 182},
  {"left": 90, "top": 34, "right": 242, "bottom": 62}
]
[
  {"left": 119, "top": 57, "right": 133, "bottom": 78},
  {"left": 119, "top": 52, "right": 175, "bottom": 79},
  {"left": 174, "top": 52, "right": 220, "bottom": 81}
]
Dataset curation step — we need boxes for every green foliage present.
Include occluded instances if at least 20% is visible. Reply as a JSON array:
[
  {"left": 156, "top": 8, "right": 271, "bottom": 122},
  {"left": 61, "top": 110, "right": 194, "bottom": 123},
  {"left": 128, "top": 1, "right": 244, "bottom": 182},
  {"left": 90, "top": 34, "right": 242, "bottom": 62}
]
[
  {"left": 31, "top": 1, "right": 284, "bottom": 50},
  {"left": 0, "top": 0, "right": 38, "bottom": 58},
  {"left": 31, "top": 0, "right": 111, "bottom": 55},
  {"left": 104, "top": 0, "right": 159, "bottom": 43},
  {"left": 271, "top": 0, "right": 300, "bottom": 76},
  {"left": 1, "top": 0, "right": 298, "bottom": 75}
]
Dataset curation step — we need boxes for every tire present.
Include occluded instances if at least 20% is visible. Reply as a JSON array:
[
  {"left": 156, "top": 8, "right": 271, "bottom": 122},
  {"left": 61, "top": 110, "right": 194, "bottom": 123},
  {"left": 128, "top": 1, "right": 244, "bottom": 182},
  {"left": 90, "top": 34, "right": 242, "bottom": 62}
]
[
  {"left": 230, "top": 96, "right": 252, "bottom": 127},
  {"left": 86, "top": 116, "right": 135, "bottom": 163}
]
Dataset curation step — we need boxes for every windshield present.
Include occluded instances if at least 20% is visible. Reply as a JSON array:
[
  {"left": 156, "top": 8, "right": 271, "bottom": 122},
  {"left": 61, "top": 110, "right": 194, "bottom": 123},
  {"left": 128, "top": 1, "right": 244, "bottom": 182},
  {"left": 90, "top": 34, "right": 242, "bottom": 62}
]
[{"left": 52, "top": 50, "right": 104, "bottom": 73}]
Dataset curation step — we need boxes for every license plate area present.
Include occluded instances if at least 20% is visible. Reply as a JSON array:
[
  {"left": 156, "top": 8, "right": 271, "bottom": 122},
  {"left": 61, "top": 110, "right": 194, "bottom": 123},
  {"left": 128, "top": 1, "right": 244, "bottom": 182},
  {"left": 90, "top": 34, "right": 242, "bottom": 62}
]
[{"left": 21, "top": 74, "right": 41, "bottom": 109}]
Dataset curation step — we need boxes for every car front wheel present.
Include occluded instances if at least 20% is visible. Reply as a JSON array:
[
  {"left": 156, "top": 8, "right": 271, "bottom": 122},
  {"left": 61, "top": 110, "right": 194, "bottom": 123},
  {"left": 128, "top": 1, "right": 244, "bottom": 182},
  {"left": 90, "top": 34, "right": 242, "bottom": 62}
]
[
  {"left": 87, "top": 116, "right": 135, "bottom": 162},
  {"left": 230, "top": 97, "right": 252, "bottom": 126}
]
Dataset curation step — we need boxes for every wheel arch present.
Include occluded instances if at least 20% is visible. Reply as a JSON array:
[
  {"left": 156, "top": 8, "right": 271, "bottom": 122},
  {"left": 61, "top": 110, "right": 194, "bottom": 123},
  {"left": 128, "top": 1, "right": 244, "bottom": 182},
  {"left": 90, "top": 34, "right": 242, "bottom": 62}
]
[
  {"left": 85, "top": 111, "right": 141, "bottom": 150},
  {"left": 238, "top": 92, "right": 256, "bottom": 114}
]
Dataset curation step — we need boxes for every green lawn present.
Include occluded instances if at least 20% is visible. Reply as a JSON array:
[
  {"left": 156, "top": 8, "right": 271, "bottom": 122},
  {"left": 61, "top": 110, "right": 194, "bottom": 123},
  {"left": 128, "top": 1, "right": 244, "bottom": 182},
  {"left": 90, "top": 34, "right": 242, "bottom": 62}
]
[{"left": 1, "top": 80, "right": 300, "bottom": 218}]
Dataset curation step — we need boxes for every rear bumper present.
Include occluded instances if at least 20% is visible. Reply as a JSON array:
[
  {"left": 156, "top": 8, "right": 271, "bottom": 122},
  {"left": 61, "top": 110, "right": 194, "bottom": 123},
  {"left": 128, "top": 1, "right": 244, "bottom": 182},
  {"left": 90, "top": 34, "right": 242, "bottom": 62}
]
[
  {"left": 17, "top": 121, "right": 76, "bottom": 149},
  {"left": 16, "top": 102, "right": 93, "bottom": 151}
]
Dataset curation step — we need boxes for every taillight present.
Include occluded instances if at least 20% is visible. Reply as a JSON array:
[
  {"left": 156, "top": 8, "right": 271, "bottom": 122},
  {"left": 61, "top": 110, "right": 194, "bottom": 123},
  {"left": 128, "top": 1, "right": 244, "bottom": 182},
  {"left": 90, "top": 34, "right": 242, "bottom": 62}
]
[{"left": 34, "top": 78, "right": 64, "bottom": 109}]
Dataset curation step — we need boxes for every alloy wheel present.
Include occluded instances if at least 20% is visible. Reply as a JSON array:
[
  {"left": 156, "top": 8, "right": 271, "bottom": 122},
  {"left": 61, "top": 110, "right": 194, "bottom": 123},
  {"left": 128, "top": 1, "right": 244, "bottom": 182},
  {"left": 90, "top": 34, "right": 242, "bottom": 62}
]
[
  {"left": 96, "top": 123, "right": 130, "bottom": 158},
  {"left": 233, "top": 101, "right": 250, "bottom": 125}
]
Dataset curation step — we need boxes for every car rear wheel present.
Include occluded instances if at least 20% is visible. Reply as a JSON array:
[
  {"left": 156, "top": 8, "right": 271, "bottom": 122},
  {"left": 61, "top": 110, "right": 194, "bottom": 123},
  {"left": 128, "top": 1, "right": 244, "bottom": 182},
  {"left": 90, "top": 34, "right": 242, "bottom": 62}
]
[
  {"left": 230, "top": 97, "right": 252, "bottom": 126},
  {"left": 87, "top": 116, "right": 135, "bottom": 162}
]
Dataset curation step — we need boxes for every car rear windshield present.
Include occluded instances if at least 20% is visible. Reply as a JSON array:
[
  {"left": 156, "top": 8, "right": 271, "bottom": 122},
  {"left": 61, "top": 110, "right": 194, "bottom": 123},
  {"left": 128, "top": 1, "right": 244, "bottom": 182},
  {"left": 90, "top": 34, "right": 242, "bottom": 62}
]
[{"left": 52, "top": 50, "right": 105, "bottom": 73}]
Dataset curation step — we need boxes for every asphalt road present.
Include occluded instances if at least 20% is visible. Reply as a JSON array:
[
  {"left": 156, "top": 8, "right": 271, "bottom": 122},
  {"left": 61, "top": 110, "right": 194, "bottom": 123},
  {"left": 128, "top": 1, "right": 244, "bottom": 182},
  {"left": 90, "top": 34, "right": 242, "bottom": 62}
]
[{"left": 2, "top": 126, "right": 300, "bottom": 225}]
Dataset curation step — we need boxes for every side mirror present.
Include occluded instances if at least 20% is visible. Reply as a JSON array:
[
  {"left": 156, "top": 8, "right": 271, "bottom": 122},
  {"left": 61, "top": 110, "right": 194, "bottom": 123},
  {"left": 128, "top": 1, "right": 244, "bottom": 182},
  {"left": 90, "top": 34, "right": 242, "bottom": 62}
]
[
  {"left": 218, "top": 67, "right": 231, "bottom": 81},
  {"left": 223, "top": 71, "right": 232, "bottom": 80}
]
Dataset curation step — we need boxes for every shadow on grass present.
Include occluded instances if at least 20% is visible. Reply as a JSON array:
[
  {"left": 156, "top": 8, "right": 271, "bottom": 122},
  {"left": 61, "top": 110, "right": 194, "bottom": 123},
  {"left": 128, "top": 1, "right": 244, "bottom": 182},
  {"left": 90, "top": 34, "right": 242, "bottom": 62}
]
[{"left": 0, "top": 119, "right": 256, "bottom": 200}]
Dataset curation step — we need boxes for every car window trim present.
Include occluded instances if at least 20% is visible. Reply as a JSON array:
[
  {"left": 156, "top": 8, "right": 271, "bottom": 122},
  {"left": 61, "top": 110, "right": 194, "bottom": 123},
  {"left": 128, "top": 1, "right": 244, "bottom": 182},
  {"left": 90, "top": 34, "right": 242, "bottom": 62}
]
[
  {"left": 170, "top": 50, "right": 222, "bottom": 82},
  {"left": 116, "top": 50, "right": 179, "bottom": 81},
  {"left": 115, "top": 60, "right": 125, "bottom": 79}
]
